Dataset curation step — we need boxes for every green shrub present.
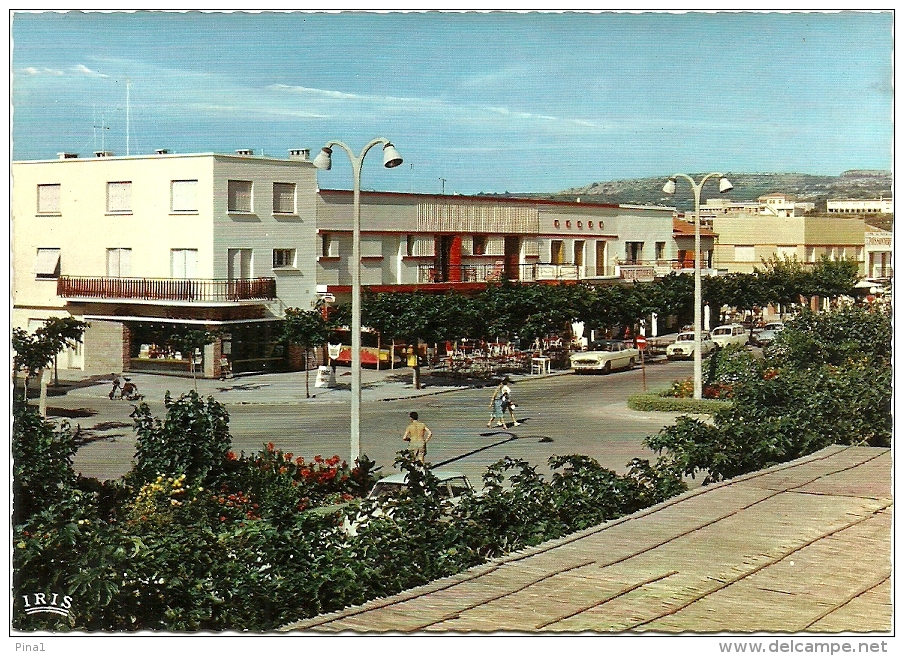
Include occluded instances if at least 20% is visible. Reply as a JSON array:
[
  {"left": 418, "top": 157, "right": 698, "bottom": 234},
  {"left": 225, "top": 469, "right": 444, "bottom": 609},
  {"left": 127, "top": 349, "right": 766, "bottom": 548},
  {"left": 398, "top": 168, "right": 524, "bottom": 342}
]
[{"left": 627, "top": 393, "right": 731, "bottom": 414}]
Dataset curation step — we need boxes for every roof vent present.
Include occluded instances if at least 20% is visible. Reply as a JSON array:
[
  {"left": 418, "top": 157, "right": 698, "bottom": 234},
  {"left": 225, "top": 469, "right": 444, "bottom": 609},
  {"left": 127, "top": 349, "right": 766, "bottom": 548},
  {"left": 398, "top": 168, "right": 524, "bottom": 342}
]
[
  {"left": 94, "top": 151, "right": 114, "bottom": 158},
  {"left": 235, "top": 149, "right": 254, "bottom": 156},
  {"left": 57, "top": 152, "right": 79, "bottom": 159},
  {"left": 155, "top": 148, "right": 170, "bottom": 155},
  {"left": 289, "top": 148, "right": 310, "bottom": 161}
]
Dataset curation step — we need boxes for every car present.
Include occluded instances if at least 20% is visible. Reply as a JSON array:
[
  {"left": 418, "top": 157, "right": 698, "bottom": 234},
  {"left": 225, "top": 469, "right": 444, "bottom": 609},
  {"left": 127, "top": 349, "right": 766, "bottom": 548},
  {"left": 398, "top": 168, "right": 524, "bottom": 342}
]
[
  {"left": 666, "top": 330, "right": 718, "bottom": 360},
  {"left": 710, "top": 323, "right": 749, "bottom": 349},
  {"left": 754, "top": 321, "right": 785, "bottom": 347},
  {"left": 341, "top": 470, "right": 476, "bottom": 537},
  {"left": 570, "top": 339, "right": 640, "bottom": 374},
  {"left": 368, "top": 470, "right": 474, "bottom": 501}
]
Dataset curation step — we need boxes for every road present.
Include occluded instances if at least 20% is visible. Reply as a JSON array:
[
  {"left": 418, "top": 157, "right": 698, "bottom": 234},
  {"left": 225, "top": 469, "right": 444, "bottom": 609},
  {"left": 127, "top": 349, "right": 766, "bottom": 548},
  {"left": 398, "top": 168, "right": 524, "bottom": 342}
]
[{"left": 66, "top": 360, "right": 695, "bottom": 486}]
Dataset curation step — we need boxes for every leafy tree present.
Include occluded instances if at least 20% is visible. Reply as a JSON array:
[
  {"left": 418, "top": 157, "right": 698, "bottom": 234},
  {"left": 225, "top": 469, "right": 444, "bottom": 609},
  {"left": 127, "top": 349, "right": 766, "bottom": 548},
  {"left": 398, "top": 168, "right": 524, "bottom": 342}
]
[
  {"left": 280, "top": 306, "right": 333, "bottom": 398},
  {"left": 129, "top": 391, "right": 232, "bottom": 486},
  {"left": 12, "top": 317, "right": 88, "bottom": 413}
]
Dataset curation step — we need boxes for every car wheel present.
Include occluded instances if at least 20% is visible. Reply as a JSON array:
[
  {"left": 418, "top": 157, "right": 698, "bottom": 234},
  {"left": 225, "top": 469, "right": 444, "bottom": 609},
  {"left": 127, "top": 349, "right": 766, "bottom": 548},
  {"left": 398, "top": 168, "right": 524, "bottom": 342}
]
[
  {"left": 628, "top": 357, "right": 636, "bottom": 369},
  {"left": 603, "top": 361, "right": 611, "bottom": 374}
]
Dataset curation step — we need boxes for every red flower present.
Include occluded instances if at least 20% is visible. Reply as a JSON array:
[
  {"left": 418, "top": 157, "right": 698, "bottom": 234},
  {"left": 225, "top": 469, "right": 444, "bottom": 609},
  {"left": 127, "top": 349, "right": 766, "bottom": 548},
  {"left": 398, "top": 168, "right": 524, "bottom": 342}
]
[
  {"left": 266, "top": 442, "right": 275, "bottom": 452},
  {"left": 226, "top": 451, "right": 237, "bottom": 461}
]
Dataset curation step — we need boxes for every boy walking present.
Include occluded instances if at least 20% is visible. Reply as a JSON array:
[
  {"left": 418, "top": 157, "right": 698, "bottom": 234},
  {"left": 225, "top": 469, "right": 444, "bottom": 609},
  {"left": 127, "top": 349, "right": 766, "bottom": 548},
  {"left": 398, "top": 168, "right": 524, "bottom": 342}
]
[{"left": 403, "top": 411, "right": 433, "bottom": 464}]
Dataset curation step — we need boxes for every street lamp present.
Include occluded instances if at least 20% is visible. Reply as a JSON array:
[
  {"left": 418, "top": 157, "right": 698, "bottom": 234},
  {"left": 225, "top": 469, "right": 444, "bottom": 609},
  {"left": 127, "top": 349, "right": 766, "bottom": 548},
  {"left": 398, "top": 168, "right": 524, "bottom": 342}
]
[
  {"left": 663, "top": 173, "right": 733, "bottom": 400},
  {"left": 313, "top": 139, "right": 403, "bottom": 462}
]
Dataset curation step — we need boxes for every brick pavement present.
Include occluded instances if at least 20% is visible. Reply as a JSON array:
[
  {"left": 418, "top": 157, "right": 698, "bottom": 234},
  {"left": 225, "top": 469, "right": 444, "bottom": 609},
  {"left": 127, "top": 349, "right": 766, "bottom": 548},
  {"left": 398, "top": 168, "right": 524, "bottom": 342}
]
[{"left": 282, "top": 445, "right": 892, "bottom": 634}]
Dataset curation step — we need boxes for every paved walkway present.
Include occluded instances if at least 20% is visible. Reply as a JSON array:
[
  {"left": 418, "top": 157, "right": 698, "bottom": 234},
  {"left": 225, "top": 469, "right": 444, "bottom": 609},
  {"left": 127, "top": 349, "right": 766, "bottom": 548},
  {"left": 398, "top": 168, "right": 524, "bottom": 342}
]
[{"left": 282, "top": 445, "right": 892, "bottom": 634}]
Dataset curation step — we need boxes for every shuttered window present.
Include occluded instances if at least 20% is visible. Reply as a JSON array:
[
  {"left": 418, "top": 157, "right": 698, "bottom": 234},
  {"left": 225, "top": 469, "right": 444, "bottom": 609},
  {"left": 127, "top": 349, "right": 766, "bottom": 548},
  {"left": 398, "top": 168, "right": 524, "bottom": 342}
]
[
  {"left": 227, "top": 180, "right": 253, "bottom": 213},
  {"left": 171, "top": 249, "right": 198, "bottom": 279},
  {"left": 106, "top": 248, "right": 132, "bottom": 277},
  {"left": 35, "top": 248, "right": 61, "bottom": 278},
  {"left": 171, "top": 180, "right": 198, "bottom": 212},
  {"left": 107, "top": 181, "right": 132, "bottom": 213},
  {"left": 37, "top": 184, "right": 61, "bottom": 214},
  {"left": 272, "top": 183, "right": 296, "bottom": 214}
]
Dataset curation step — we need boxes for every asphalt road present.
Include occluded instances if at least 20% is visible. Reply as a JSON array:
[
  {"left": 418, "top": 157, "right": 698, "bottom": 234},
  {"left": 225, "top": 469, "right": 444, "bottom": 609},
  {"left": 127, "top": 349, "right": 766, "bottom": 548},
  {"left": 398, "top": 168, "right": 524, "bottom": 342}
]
[{"left": 66, "top": 360, "right": 695, "bottom": 486}]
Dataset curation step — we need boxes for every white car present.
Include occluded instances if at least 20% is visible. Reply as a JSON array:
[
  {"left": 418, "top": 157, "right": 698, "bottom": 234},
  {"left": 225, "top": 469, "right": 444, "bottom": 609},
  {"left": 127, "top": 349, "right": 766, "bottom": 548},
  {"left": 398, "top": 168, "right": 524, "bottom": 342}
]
[
  {"left": 754, "top": 321, "right": 785, "bottom": 347},
  {"left": 570, "top": 340, "right": 640, "bottom": 374},
  {"left": 710, "top": 323, "right": 750, "bottom": 349},
  {"left": 368, "top": 470, "right": 474, "bottom": 501},
  {"left": 666, "top": 331, "right": 718, "bottom": 360}
]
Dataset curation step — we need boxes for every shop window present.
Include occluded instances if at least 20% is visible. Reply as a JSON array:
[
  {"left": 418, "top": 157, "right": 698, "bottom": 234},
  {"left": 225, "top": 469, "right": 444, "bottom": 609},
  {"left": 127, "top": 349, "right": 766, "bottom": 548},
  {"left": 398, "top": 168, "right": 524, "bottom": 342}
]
[
  {"left": 273, "top": 182, "right": 296, "bottom": 214},
  {"left": 227, "top": 180, "right": 253, "bottom": 213},
  {"left": 171, "top": 180, "right": 198, "bottom": 212},
  {"left": 107, "top": 181, "right": 132, "bottom": 213},
  {"left": 273, "top": 248, "right": 296, "bottom": 268},
  {"left": 37, "top": 184, "right": 61, "bottom": 214}
]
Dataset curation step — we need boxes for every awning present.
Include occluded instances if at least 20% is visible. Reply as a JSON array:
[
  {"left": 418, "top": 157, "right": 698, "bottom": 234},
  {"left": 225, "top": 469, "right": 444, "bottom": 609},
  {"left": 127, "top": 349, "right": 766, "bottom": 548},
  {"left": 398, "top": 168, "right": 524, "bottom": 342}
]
[{"left": 35, "top": 248, "right": 60, "bottom": 276}]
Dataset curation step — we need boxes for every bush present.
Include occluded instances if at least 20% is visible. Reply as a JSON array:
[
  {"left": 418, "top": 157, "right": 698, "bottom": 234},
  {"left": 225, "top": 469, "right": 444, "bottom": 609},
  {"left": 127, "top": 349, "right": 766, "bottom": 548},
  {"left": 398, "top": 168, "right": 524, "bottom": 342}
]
[{"left": 627, "top": 393, "right": 730, "bottom": 414}]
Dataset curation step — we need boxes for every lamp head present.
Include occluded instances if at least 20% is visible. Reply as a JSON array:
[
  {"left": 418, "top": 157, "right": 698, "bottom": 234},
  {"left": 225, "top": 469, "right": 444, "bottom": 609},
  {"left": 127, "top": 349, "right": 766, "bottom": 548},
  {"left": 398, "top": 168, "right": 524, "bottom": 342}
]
[
  {"left": 662, "top": 177, "right": 676, "bottom": 195},
  {"left": 719, "top": 176, "right": 733, "bottom": 193},
  {"left": 382, "top": 143, "right": 403, "bottom": 168},
  {"left": 313, "top": 147, "right": 333, "bottom": 171}
]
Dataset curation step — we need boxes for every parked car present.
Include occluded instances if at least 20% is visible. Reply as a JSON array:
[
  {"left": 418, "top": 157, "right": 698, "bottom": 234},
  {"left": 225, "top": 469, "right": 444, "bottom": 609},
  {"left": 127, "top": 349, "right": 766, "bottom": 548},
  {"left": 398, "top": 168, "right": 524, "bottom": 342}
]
[
  {"left": 754, "top": 321, "right": 785, "bottom": 347},
  {"left": 368, "top": 470, "right": 474, "bottom": 501},
  {"left": 666, "top": 330, "right": 718, "bottom": 360},
  {"left": 342, "top": 470, "right": 476, "bottom": 537},
  {"left": 710, "top": 323, "right": 749, "bottom": 349},
  {"left": 570, "top": 340, "right": 639, "bottom": 374}
]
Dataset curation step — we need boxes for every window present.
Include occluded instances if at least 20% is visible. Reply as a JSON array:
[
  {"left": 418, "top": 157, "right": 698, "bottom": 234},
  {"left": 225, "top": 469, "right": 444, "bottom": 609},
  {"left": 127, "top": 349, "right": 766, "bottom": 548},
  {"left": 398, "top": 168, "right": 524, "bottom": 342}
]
[
  {"left": 775, "top": 246, "right": 797, "bottom": 260},
  {"left": 406, "top": 234, "right": 414, "bottom": 257},
  {"left": 655, "top": 242, "right": 666, "bottom": 261},
  {"left": 550, "top": 240, "right": 565, "bottom": 264},
  {"left": 272, "top": 248, "right": 295, "bottom": 268},
  {"left": 37, "top": 184, "right": 61, "bottom": 214},
  {"left": 272, "top": 183, "right": 296, "bottom": 214},
  {"left": 472, "top": 235, "right": 487, "bottom": 256},
  {"left": 625, "top": 241, "right": 644, "bottom": 263},
  {"left": 107, "top": 181, "right": 132, "bottom": 213},
  {"left": 227, "top": 180, "right": 253, "bottom": 213},
  {"left": 734, "top": 245, "right": 756, "bottom": 262},
  {"left": 805, "top": 246, "right": 816, "bottom": 262},
  {"left": 228, "top": 249, "right": 252, "bottom": 280},
  {"left": 35, "top": 248, "right": 61, "bottom": 279},
  {"left": 106, "top": 248, "right": 132, "bottom": 277},
  {"left": 321, "top": 234, "right": 335, "bottom": 258},
  {"left": 171, "top": 249, "right": 198, "bottom": 279},
  {"left": 171, "top": 180, "right": 198, "bottom": 212}
]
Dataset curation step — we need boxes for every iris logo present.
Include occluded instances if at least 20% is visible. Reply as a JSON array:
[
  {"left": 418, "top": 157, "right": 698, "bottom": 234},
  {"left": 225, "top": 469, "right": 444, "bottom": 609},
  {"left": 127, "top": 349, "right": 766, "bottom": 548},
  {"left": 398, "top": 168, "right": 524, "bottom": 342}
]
[{"left": 21, "top": 592, "right": 73, "bottom": 618}]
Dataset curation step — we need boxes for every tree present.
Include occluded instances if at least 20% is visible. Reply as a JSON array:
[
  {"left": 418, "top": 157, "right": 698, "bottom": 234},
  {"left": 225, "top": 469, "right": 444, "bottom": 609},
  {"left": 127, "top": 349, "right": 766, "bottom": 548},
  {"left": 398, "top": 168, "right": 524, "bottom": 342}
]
[
  {"left": 12, "top": 317, "right": 88, "bottom": 415},
  {"left": 280, "top": 306, "right": 333, "bottom": 398}
]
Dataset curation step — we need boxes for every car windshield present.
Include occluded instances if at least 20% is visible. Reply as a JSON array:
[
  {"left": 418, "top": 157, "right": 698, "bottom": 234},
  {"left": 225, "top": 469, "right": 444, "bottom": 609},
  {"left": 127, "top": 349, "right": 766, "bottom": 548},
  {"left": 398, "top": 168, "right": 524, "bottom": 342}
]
[
  {"left": 676, "top": 333, "right": 694, "bottom": 342},
  {"left": 713, "top": 328, "right": 730, "bottom": 335}
]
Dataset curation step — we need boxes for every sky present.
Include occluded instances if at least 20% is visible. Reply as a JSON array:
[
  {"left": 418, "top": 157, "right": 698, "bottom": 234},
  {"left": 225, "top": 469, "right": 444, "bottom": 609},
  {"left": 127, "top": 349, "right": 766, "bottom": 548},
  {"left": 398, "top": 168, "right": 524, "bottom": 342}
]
[{"left": 10, "top": 10, "right": 894, "bottom": 196}]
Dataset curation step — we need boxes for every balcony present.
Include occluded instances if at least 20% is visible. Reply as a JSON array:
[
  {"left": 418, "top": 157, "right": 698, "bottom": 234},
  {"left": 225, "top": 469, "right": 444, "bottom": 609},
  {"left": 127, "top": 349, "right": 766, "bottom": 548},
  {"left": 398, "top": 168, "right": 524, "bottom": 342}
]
[
  {"left": 416, "top": 262, "right": 582, "bottom": 283},
  {"left": 57, "top": 276, "right": 277, "bottom": 304}
]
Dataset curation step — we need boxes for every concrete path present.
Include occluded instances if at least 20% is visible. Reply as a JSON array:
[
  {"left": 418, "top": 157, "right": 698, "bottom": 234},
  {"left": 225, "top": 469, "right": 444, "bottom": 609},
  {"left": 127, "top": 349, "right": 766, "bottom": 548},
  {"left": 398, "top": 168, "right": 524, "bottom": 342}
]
[{"left": 282, "top": 445, "right": 892, "bottom": 634}]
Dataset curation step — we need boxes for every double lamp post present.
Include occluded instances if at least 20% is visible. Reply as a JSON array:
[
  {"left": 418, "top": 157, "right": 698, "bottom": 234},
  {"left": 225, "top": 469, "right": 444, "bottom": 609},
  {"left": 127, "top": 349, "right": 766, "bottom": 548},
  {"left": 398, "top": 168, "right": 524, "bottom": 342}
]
[
  {"left": 313, "top": 138, "right": 403, "bottom": 463},
  {"left": 663, "top": 173, "right": 733, "bottom": 401}
]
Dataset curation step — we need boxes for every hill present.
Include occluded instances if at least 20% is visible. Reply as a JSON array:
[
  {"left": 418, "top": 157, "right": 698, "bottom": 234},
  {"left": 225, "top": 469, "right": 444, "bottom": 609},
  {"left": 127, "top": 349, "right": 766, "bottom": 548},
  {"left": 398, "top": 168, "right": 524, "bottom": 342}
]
[{"left": 482, "top": 170, "right": 892, "bottom": 213}]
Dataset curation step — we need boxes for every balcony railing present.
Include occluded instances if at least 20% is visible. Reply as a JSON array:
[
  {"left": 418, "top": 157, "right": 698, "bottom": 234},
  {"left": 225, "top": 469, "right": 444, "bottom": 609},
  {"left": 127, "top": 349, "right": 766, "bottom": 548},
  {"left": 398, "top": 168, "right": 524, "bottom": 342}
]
[
  {"left": 57, "top": 276, "right": 277, "bottom": 302},
  {"left": 417, "top": 263, "right": 507, "bottom": 283}
]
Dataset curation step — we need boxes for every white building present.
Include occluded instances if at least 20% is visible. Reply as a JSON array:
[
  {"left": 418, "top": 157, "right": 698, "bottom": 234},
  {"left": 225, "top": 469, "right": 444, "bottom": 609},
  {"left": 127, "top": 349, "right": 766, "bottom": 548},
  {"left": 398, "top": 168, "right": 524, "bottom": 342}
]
[{"left": 827, "top": 198, "right": 893, "bottom": 214}]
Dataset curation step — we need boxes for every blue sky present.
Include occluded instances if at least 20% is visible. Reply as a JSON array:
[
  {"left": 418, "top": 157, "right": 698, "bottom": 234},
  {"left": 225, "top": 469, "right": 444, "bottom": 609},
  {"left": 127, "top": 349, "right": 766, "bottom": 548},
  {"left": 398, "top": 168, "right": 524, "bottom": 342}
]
[{"left": 11, "top": 11, "right": 894, "bottom": 195}]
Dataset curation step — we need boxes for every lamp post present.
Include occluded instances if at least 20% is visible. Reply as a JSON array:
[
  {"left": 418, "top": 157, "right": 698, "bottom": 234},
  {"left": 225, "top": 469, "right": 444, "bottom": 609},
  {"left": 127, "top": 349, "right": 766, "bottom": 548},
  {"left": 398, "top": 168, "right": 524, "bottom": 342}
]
[
  {"left": 663, "top": 173, "right": 733, "bottom": 400},
  {"left": 313, "top": 139, "right": 403, "bottom": 462}
]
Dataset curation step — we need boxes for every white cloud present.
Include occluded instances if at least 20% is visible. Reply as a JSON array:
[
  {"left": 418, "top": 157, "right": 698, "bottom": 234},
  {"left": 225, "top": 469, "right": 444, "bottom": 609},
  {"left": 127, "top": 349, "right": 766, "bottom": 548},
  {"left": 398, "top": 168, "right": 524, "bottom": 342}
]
[
  {"left": 22, "top": 67, "right": 64, "bottom": 76},
  {"left": 71, "top": 64, "right": 109, "bottom": 78}
]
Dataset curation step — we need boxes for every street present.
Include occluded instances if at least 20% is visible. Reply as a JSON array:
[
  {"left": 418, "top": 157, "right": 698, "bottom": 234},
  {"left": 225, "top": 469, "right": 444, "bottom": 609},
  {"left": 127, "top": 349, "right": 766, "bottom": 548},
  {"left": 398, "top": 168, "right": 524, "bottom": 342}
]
[{"left": 61, "top": 359, "right": 695, "bottom": 486}]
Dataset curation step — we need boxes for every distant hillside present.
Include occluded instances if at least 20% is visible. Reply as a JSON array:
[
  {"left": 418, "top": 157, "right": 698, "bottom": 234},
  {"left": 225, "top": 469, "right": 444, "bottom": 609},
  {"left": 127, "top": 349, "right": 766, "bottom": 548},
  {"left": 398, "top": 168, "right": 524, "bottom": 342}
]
[{"left": 482, "top": 171, "right": 893, "bottom": 213}]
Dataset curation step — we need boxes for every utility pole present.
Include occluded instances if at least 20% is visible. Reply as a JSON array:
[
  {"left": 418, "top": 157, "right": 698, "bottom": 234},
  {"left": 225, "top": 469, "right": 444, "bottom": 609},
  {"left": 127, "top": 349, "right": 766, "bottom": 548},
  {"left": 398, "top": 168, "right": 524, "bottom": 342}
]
[{"left": 439, "top": 177, "right": 447, "bottom": 194}]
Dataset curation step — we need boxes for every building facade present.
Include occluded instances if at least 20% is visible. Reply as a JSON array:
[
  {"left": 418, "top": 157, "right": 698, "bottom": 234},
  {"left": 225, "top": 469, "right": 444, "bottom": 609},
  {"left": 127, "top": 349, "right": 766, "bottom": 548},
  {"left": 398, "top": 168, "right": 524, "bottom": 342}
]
[
  {"left": 827, "top": 198, "right": 893, "bottom": 214},
  {"left": 13, "top": 149, "right": 319, "bottom": 376}
]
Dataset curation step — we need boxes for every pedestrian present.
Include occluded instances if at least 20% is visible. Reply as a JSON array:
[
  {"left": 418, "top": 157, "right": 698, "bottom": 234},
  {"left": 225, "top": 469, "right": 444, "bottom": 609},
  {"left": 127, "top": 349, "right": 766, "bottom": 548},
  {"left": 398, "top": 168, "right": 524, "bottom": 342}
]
[
  {"left": 488, "top": 380, "right": 507, "bottom": 427},
  {"left": 500, "top": 377, "right": 521, "bottom": 426},
  {"left": 403, "top": 411, "right": 432, "bottom": 464},
  {"left": 109, "top": 373, "right": 122, "bottom": 400}
]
